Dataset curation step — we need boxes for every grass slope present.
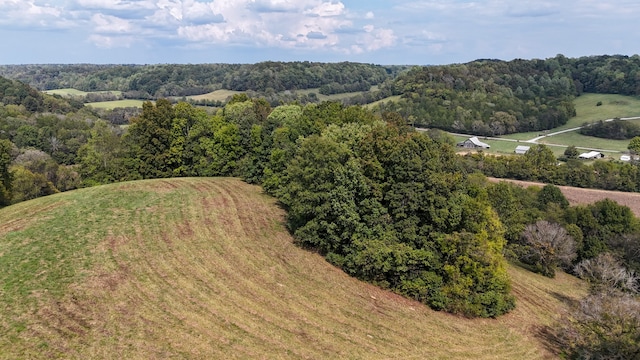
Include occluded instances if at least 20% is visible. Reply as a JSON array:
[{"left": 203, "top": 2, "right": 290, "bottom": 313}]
[
  {"left": 187, "top": 89, "right": 242, "bottom": 102},
  {"left": 44, "top": 89, "right": 123, "bottom": 97},
  {"left": 85, "top": 99, "right": 147, "bottom": 109},
  {"left": 0, "top": 178, "right": 586, "bottom": 359}
]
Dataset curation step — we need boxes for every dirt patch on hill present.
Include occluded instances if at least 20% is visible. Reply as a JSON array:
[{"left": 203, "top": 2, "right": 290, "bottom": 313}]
[{"left": 487, "top": 177, "right": 640, "bottom": 217}]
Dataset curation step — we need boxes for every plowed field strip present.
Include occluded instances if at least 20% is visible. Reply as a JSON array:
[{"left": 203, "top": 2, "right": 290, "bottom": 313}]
[{"left": 487, "top": 177, "right": 640, "bottom": 216}]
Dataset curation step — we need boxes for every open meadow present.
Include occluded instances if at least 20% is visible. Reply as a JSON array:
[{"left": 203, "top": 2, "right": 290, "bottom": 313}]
[
  {"left": 44, "top": 88, "right": 123, "bottom": 97},
  {"left": 85, "top": 99, "right": 147, "bottom": 109},
  {"left": 0, "top": 177, "right": 586, "bottom": 359},
  {"left": 456, "top": 93, "right": 640, "bottom": 156},
  {"left": 187, "top": 89, "right": 242, "bottom": 102}
]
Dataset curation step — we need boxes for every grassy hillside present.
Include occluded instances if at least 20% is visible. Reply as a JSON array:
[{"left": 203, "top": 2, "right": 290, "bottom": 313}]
[
  {"left": 44, "top": 88, "right": 123, "bottom": 97},
  {"left": 187, "top": 89, "right": 242, "bottom": 102},
  {"left": 0, "top": 178, "right": 586, "bottom": 359},
  {"left": 85, "top": 99, "right": 147, "bottom": 109}
]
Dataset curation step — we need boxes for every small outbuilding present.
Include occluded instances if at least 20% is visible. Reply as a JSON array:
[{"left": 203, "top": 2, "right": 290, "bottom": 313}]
[
  {"left": 457, "top": 136, "right": 490, "bottom": 149},
  {"left": 514, "top": 145, "right": 530, "bottom": 155},
  {"left": 578, "top": 151, "right": 605, "bottom": 159}
]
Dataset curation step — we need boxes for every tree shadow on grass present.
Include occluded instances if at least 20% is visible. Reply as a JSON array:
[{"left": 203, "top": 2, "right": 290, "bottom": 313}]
[
  {"left": 533, "top": 324, "right": 565, "bottom": 357},
  {"left": 534, "top": 291, "right": 578, "bottom": 357}
]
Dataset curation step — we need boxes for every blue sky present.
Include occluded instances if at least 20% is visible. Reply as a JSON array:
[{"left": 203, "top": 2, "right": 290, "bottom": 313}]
[{"left": 0, "top": 0, "right": 638, "bottom": 65}]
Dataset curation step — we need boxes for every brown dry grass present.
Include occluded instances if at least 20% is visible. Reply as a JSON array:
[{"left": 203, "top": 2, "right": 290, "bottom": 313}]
[
  {"left": 0, "top": 177, "right": 586, "bottom": 359},
  {"left": 487, "top": 177, "right": 640, "bottom": 217}
]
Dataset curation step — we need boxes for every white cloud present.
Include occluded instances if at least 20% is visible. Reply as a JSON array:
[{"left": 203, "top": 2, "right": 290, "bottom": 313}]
[
  {"left": 92, "top": 14, "right": 134, "bottom": 33},
  {"left": 174, "top": 0, "right": 355, "bottom": 51},
  {"left": 75, "top": 0, "right": 156, "bottom": 11},
  {"left": 0, "top": 0, "right": 67, "bottom": 28},
  {"left": 88, "top": 34, "right": 136, "bottom": 48},
  {"left": 0, "top": 0, "right": 399, "bottom": 55},
  {"left": 360, "top": 26, "right": 396, "bottom": 51},
  {"left": 304, "top": 2, "right": 345, "bottom": 17}
]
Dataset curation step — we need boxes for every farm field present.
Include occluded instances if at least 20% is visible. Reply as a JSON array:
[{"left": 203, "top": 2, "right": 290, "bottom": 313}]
[
  {"left": 570, "top": 93, "right": 640, "bottom": 127},
  {"left": 187, "top": 89, "right": 242, "bottom": 102},
  {"left": 536, "top": 131, "right": 629, "bottom": 153},
  {"left": 85, "top": 99, "right": 147, "bottom": 109},
  {"left": 295, "top": 85, "right": 379, "bottom": 102},
  {"left": 0, "top": 177, "right": 586, "bottom": 359},
  {"left": 365, "top": 94, "right": 402, "bottom": 109},
  {"left": 451, "top": 135, "right": 568, "bottom": 157},
  {"left": 458, "top": 93, "right": 640, "bottom": 156},
  {"left": 44, "top": 88, "right": 123, "bottom": 97},
  {"left": 488, "top": 177, "right": 640, "bottom": 217}
]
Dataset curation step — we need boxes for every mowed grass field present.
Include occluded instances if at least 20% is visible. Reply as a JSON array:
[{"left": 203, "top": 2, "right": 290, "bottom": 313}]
[
  {"left": 0, "top": 177, "right": 586, "bottom": 359},
  {"left": 44, "top": 88, "right": 123, "bottom": 97},
  {"left": 187, "top": 89, "right": 243, "bottom": 102},
  {"left": 85, "top": 99, "right": 147, "bottom": 109},
  {"left": 460, "top": 93, "right": 640, "bottom": 155}
]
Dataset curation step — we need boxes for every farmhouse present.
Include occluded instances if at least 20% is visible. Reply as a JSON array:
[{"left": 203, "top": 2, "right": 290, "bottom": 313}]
[
  {"left": 578, "top": 151, "right": 605, "bottom": 159},
  {"left": 514, "top": 145, "right": 530, "bottom": 154},
  {"left": 457, "top": 136, "right": 490, "bottom": 149}
]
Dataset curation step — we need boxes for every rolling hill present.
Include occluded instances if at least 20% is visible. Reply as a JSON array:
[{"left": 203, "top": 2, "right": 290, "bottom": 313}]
[{"left": 0, "top": 177, "right": 586, "bottom": 359}]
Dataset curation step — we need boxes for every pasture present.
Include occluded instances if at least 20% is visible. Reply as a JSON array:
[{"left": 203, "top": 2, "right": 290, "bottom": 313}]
[
  {"left": 0, "top": 177, "right": 586, "bottom": 359},
  {"left": 85, "top": 99, "right": 147, "bottom": 109},
  {"left": 466, "top": 93, "right": 640, "bottom": 155},
  {"left": 187, "top": 89, "right": 242, "bottom": 102},
  {"left": 44, "top": 88, "right": 123, "bottom": 97}
]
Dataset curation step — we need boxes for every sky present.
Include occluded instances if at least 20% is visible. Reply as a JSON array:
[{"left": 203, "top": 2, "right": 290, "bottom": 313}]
[{"left": 0, "top": 0, "right": 639, "bottom": 65}]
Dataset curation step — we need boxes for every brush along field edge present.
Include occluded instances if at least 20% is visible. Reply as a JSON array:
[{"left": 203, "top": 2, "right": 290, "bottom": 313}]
[{"left": 0, "top": 177, "right": 586, "bottom": 359}]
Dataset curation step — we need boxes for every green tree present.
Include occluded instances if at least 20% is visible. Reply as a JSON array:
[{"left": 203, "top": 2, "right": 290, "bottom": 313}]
[
  {"left": 10, "top": 165, "right": 58, "bottom": 203},
  {"left": 627, "top": 136, "right": 640, "bottom": 154},
  {"left": 0, "top": 139, "right": 13, "bottom": 206},
  {"left": 563, "top": 145, "right": 579, "bottom": 159},
  {"left": 536, "top": 184, "right": 569, "bottom": 210},
  {"left": 77, "top": 120, "right": 124, "bottom": 184},
  {"left": 126, "top": 99, "right": 175, "bottom": 178}
]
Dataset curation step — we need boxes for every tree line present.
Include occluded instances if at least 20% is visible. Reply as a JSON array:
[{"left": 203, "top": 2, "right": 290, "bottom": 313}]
[
  {"left": 461, "top": 146, "right": 640, "bottom": 192},
  {"left": 0, "top": 62, "right": 404, "bottom": 101}
]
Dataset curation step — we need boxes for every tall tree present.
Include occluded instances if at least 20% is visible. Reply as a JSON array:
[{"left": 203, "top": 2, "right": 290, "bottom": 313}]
[
  {"left": 126, "top": 99, "right": 175, "bottom": 178},
  {"left": 0, "top": 139, "right": 13, "bottom": 206}
]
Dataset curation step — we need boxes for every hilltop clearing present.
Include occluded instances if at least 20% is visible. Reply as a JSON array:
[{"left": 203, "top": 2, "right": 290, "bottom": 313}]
[{"left": 0, "top": 177, "right": 585, "bottom": 359}]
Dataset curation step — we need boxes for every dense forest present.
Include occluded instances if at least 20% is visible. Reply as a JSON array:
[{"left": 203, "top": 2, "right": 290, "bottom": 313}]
[
  {"left": 0, "top": 62, "right": 404, "bottom": 101},
  {"left": 375, "top": 54, "right": 640, "bottom": 135},
  {"left": 4, "top": 55, "right": 640, "bottom": 135},
  {"left": 1, "top": 54, "right": 640, "bottom": 357}
]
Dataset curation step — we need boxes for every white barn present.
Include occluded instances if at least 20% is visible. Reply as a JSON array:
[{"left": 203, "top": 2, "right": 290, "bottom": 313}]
[
  {"left": 579, "top": 151, "right": 605, "bottom": 159},
  {"left": 514, "top": 145, "right": 530, "bottom": 155}
]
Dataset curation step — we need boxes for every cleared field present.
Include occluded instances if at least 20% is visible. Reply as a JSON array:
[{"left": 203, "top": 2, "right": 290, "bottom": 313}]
[
  {"left": 452, "top": 135, "right": 568, "bottom": 157},
  {"left": 0, "top": 177, "right": 585, "bottom": 359},
  {"left": 499, "top": 93, "right": 640, "bottom": 146},
  {"left": 570, "top": 93, "right": 640, "bottom": 128},
  {"left": 487, "top": 177, "right": 640, "bottom": 217},
  {"left": 188, "top": 89, "right": 242, "bottom": 102},
  {"left": 85, "top": 99, "right": 146, "bottom": 109},
  {"left": 44, "top": 88, "right": 123, "bottom": 97},
  {"left": 536, "top": 131, "right": 629, "bottom": 153},
  {"left": 365, "top": 94, "right": 402, "bottom": 109},
  {"left": 296, "top": 86, "right": 379, "bottom": 102}
]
